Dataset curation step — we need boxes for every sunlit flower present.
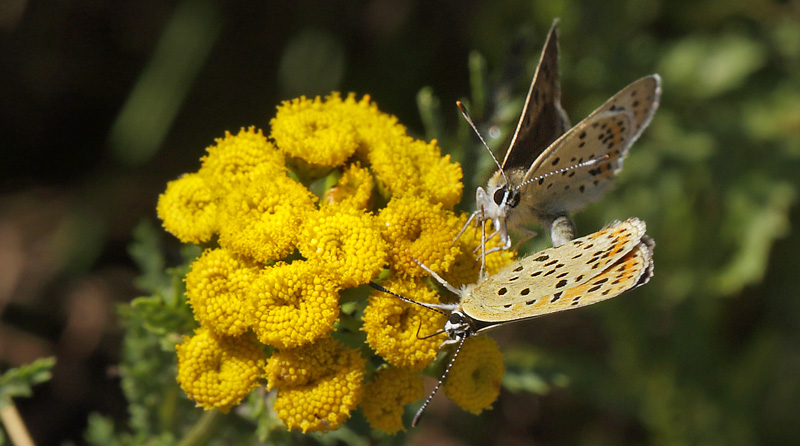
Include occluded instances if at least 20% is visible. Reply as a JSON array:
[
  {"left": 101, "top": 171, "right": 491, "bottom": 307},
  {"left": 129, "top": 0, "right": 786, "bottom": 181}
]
[
  {"left": 369, "top": 137, "right": 463, "bottom": 209},
  {"left": 378, "top": 196, "right": 462, "bottom": 277},
  {"left": 251, "top": 260, "right": 340, "bottom": 349},
  {"left": 444, "top": 215, "right": 518, "bottom": 288},
  {"left": 176, "top": 327, "right": 265, "bottom": 413},
  {"left": 361, "top": 366, "right": 424, "bottom": 434},
  {"left": 265, "top": 337, "right": 365, "bottom": 433},
  {"left": 362, "top": 277, "right": 447, "bottom": 370},
  {"left": 443, "top": 336, "right": 504, "bottom": 415},
  {"left": 199, "top": 126, "right": 286, "bottom": 191},
  {"left": 270, "top": 95, "right": 359, "bottom": 173},
  {"left": 217, "top": 172, "right": 317, "bottom": 263},
  {"left": 297, "top": 204, "right": 387, "bottom": 288},
  {"left": 157, "top": 173, "right": 218, "bottom": 244},
  {"left": 331, "top": 93, "right": 408, "bottom": 160},
  {"left": 184, "top": 248, "right": 257, "bottom": 336},
  {"left": 322, "top": 162, "right": 374, "bottom": 210}
]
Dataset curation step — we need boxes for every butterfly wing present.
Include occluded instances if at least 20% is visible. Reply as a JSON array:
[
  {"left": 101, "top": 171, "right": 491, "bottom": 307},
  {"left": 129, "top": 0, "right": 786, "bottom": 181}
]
[
  {"left": 522, "top": 75, "right": 661, "bottom": 214},
  {"left": 500, "top": 20, "right": 571, "bottom": 172},
  {"left": 462, "top": 218, "right": 651, "bottom": 324}
]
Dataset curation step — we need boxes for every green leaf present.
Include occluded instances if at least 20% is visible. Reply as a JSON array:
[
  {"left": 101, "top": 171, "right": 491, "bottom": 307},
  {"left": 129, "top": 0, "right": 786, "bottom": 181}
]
[{"left": 0, "top": 357, "right": 56, "bottom": 410}]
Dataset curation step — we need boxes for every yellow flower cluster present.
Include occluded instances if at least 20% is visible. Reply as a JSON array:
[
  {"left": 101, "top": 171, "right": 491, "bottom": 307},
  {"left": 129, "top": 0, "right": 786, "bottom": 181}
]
[
  {"left": 379, "top": 196, "right": 462, "bottom": 277},
  {"left": 297, "top": 204, "right": 387, "bottom": 288},
  {"left": 184, "top": 248, "right": 257, "bottom": 336},
  {"left": 250, "top": 261, "right": 340, "bottom": 349},
  {"left": 176, "top": 328, "right": 264, "bottom": 413},
  {"left": 265, "top": 337, "right": 365, "bottom": 433},
  {"left": 160, "top": 92, "right": 513, "bottom": 432},
  {"left": 361, "top": 367, "right": 424, "bottom": 434},
  {"left": 363, "top": 277, "right": 447, "bottom": 371},
  {"left": 444, "top": 336, "right": 505, "bottom": 414},
  {"left": 445, "top": 216, "right": 518, "bottom": 288}
]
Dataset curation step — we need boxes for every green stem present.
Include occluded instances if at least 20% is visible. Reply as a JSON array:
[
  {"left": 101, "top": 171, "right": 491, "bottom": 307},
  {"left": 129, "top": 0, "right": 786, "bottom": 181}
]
[{"left": 177, "top": 410, "right": 223, "bottom": 446}]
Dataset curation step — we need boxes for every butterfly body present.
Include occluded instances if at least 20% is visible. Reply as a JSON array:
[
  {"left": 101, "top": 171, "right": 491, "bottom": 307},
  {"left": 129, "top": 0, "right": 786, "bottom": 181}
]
[
  {"left": 463, "top": 20, "right": 661, "bottom": 250},
  {"left": 458, "top": 217, "right": 653, "bottom": 331},
  {"left": 370, "top": 217, "right": 655, "bottom": 426}
]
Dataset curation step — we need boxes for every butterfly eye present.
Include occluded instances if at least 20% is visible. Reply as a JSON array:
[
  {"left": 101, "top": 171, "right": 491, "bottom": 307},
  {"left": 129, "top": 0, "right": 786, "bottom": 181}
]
[
  {"left": 449, "top": 313, "right": 465, "bottom": 324},
  {"left": 508, "top": 190, "right": 521, "bottom": 208},
  {"left": 493, "top": 188, "right": 507, "bottom": 205}
]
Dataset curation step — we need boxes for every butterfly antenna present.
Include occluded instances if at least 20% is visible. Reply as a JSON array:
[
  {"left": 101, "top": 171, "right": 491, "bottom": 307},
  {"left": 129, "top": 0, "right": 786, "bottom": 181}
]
[
  {"left": 368, "top": 282, "right": 449, "bottom": 316},
  {"left": 515, "top": 154, "right": 610, "bottom": 190},
  {"left": 457, "top": 101, "right": 510, "bottom": 186},
  {"left": 417, "top": 322, "right": 447, "bottom": 340},
  {"left": 412, "top": 334, "right": 468, "bottom": 427}
]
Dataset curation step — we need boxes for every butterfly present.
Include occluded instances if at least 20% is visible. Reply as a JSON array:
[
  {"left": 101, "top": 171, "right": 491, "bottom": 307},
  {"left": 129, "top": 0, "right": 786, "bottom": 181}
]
[
  {"left": 458, "top": 21, "right": 661, "bottom": 252},
  {"left": 371, "top": 217, "right": 654, "bottom": 425}
]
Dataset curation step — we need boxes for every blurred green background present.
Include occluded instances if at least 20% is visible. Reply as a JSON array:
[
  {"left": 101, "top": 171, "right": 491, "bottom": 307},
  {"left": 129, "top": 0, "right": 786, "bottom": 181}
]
[{"left": 2, "top": 0, "right": 799, "bottom": 444}]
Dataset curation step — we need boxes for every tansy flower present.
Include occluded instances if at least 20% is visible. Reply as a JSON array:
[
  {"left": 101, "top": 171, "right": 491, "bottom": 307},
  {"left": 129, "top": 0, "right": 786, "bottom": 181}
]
[
  {"left": 217, "top": 172, "right": 317, "bottom": 264},
  {"left": 199, "top": 126, "right": 286, "bottom": 191},
  {"left": 369, "top": 137, "right": 463, "bottom": 209},
  {"left": 265, "top": 337, "right": 365, "bottom": 433},
  {"left": 361, "top": 367, "right": 424, "bottom": 434},
  {"left": 156, "top": 173, "right": 218, "bottom": 244},
  {"left": 297, "top": 204, "right": 387, "bottom": 288},
  {"left": 378, "top": 196, "right": 462, "bottom": 277},
  {"left": 322, "top": 162, "right": 374, "bottom": 210},
  {"left": 326, "top": 93, "right": 408, "bottom": 161},
  {"left": 184, "top": 248, "right": 257, "bottom": 336},
  {"left": 362, "top": 277, "right": 447, "bottom": 370},
  {"left": 270, "top": 95, "right": 359, "bottom": 173},
  {"left": 443, "top": 336, "right": 505, "bottom": 415},
  {"left": 444, "top": 215, "right": 518, "bottom": 288},
  {"left": 250, "top": 260, "right": 340, "bottom": 349},
  {"left": 175, "top": 327, "right": 265, "bottom": 413}
]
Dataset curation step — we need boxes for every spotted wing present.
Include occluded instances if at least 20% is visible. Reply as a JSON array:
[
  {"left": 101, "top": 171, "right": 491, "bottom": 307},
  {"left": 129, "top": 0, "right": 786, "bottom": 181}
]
[
  {"left": 462, "top": 218, "right": 651, "bottom": 323},
  {"left": 522, "top": 75, "right": 661, "bottom": 214},
  {"left": 500, "top": 20, "right": 571, "bottom": 171}
]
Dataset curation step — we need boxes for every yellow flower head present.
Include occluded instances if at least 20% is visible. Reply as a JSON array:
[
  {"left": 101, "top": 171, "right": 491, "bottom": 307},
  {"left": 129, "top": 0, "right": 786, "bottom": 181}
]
[
  {"left": 362, "top": 277, "right": 447, "bottom": 370},
  {"left": 332, "top": 93, "right": 408, "bottom": 160},
  {"left": 444, "top": 215, "right": 518, "bottom": 288},
  {"left": 270, "top": 95, "right": 359, "bottom": 172},
  {"left": 379, "top": 196, "right": 461, "bottom": 277},
  {"left": 361, "top": 367, "right": 424, "bottom": 434},
  {"left": 369, "top": 137, "right": 463, "bottom": 209},
  {"left": 297, "top": 204, "right": 387, "bottom": 288},
  {"left": 265, "top": 337, "right": 365, "bottom": 433},
  {"left": 184, "top": 248, "right": 257, "bottom": 336},
  {"left": 217, "top": 172, "right": 317, "bottom": 264},
  {"left": 199, "top": 126, "right": 286, "bottom": 191},
  {"left": 444, "top": 336, "right": 504, "bottom": 415},
  {"left": 251, "top": 260, "right": 340, "bottom": 349},
  {"left": 176, "top": 327, "right": 265, "bottom": 413},
  {"left": 157, "top": 173, "right": 218, "bottom": 244},
  {"left": 322, "top": 162, "right": 374, "bottom": 210}
]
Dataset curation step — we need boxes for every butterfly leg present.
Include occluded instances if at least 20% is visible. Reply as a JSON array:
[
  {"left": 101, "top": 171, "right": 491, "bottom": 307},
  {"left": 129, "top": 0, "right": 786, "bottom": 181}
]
[
  {"left": 511, "top": 227, "right": 538, "bottom": 251},
  {"left": 543, "top": 214, "right": 576, "bottom": 247},
  {"left": 454, "top": 209, "right": 479, "bottom": 246}
]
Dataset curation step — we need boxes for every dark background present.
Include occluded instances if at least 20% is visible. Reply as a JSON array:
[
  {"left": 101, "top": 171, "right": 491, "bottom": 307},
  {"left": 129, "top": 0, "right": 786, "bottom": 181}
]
[{"left": 2, "top": 0, "right": 799, "bottom": 444}]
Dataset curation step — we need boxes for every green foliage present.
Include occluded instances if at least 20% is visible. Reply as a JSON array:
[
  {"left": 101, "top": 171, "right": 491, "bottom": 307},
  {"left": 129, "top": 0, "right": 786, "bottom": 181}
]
[{"left": 0, "top": 357, "right": 55, "bottom": 410}]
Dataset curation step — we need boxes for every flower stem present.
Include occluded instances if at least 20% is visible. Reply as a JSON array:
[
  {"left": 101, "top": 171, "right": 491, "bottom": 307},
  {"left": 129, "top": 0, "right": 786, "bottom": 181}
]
[
  {"left": 177, "top": 410, "right": 223, "bottom": 446},
  {"left": 0, "top": 402, "right": 35, "bottom": 446}
]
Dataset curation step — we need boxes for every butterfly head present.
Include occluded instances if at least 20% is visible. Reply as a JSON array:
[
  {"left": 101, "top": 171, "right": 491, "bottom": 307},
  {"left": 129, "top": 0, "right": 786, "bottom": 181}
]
[{"left": 443, "top": 310, "right": 474, "bottom": 342}]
